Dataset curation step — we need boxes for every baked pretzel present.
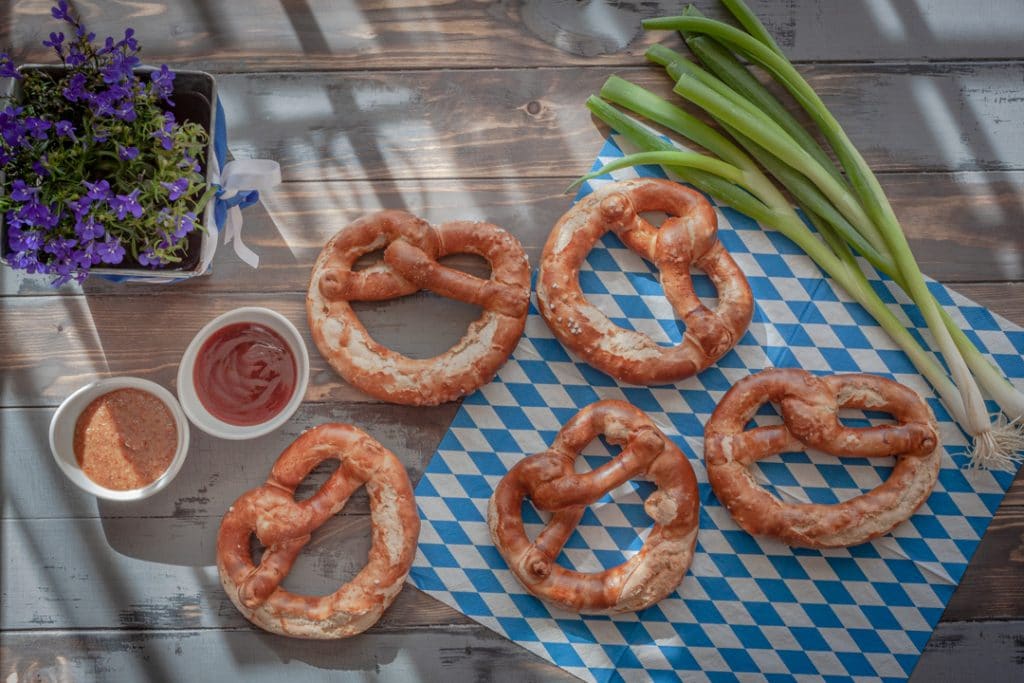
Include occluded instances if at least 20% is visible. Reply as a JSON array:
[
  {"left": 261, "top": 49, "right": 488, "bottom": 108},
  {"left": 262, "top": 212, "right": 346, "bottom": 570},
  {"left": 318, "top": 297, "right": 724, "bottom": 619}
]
[
  {"left": 537, "top": 178, "right": 753, "bottom": 385},
  {"left": 488, "top": 400, "right": 700, "bottom": 613},
  {"left": 307, "top": 210, "right": 531, "bottom": 405},
  {"left": 704, "top": 368, "right": 941, "bottom": 548},
  {"left": 217, "top": 423, "right": 419, "bottom": 638}
]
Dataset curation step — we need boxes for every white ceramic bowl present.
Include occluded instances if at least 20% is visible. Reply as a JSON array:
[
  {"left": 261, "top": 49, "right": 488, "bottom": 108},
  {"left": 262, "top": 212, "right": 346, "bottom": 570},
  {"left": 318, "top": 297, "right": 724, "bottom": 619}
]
[
  {"left": 177, "top": 306, "right": 310, "bottom": 440},
  {"left": 49, "top": 377, "right": 191, "bottom": 501}
]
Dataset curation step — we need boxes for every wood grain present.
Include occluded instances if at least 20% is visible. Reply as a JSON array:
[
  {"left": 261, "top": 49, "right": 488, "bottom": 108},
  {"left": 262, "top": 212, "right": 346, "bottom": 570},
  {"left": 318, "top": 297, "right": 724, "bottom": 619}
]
[
  {"left": 3, "top": 620, "right": 1023, "bottom": 683},
  {"left": 913, "top": 620, "right": 1024, "bottom": 682},
  {"left": 0, "top": 515, "right": 474, "bottom": 631},
  {"left": 0, "top": 627, "right": 573, "bottom": 682},
  {"left": 1, "top": 403, "right": 453, "bottom": 521},
  {"left": 2, "top": 283, "right": 1022, "bottom": 409},
  {"left": 4, "top": 1, "right": 1024, "bottom": 71},
  {"left": 3, "top": 2, "right": 1024, "bottom": 680},
  {"left": 3, "top": 171, "right": 1022, "bottom": 297},
  {"left": 206, "top": 65, "right": 1024, "bottom": 183}
]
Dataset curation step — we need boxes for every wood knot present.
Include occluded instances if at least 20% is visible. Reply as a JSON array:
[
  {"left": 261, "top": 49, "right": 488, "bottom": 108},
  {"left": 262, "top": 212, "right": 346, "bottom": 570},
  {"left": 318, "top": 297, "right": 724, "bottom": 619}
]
[{"left": 525, "top": 100, "right": 542, "bottom": 116}]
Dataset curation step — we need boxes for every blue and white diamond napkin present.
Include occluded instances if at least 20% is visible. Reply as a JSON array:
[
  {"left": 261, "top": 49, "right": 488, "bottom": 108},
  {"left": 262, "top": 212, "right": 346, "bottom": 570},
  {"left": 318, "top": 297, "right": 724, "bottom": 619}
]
[{"left": 409, "top": 135, "right": 1024, "bottom": 682}]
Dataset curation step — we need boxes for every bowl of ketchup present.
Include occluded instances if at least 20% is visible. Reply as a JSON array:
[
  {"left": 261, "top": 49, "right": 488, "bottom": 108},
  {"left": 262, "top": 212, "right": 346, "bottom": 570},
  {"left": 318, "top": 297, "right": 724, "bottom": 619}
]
[{"left": 177, "top": 307, "right": 309, "bottom": 439}]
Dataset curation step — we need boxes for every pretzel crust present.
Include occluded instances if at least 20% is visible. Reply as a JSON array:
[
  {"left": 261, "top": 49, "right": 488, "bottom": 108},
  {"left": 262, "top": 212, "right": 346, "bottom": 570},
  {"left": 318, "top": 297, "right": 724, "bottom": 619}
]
[
  {"left": 217, "top": 423, "right": 419, "bottom": 638},
  {"left": 488, "top": 400, "right": 700, "bottom": 613},
  {"left": 307, "top": 210, "right": 531, "bottom": 405},
  {"left": 704, "top": 368, "right": 941, "bottom": 548},
  {"left": 537, "top": 178, "right": 753, "bottom": 385}
]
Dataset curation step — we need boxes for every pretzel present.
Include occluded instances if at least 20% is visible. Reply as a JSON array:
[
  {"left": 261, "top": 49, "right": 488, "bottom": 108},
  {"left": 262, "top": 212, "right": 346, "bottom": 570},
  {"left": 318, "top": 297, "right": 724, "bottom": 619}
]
[
  {"left": 704, "top": 368, "right": 941, "bottom": 548},
  {"left": 217, "top": 423, "right": 419, "bottom": 638},
  {"left": 307, "top": 210, "right": 531, "bottom": 405},
  {"left": 488, "top": 400, "right": 700, "bottom": 613},
  {"left": 537, "top": 178, "right": 753, "bottom": 385}
]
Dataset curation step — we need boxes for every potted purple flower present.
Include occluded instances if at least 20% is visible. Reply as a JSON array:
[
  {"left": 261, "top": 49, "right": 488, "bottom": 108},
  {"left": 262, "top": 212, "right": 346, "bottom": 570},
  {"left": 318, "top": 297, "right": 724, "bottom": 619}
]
[{"left": 0, "top": 1, "right": 218, "bottom": 286}]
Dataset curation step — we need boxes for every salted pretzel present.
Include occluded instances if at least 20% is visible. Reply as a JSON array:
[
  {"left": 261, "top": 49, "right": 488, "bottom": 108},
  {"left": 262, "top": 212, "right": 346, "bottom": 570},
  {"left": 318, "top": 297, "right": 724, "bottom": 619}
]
[
  {"left": 307, "top": 210, "right": 531, "bottom": 405},
  {"left": 217, "top": 423, "right": 419, "bottom": 638},
  {"left": 488, "top": 400, "right": 700, "bottom": 613},
  {"left": 704, "top": 368, "right": 941, "bottom": 548},
  {"left": 537, "top": 178, "right": 753, "bottom": 385}
]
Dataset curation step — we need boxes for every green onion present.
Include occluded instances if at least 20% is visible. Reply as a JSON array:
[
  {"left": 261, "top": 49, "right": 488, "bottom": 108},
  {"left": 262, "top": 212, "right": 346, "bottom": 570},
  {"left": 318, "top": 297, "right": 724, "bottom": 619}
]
[
  {"left": 568, "top": 151, "right": 745, "bottom": 191},
  {"left": 585, "top": 0, "right": 1024, "bottom": 467}
]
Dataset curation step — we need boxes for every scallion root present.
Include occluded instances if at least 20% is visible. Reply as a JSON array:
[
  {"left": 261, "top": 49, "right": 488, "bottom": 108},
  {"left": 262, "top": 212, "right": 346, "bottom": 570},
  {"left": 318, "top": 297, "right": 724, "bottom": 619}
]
[{"left": 965, "top": 416, "right": 1024, "bottom": 472}]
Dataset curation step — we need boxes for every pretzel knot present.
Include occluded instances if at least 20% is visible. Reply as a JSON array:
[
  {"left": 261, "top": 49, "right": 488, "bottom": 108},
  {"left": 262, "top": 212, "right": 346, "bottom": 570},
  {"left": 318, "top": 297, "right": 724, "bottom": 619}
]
[
  {"left": 307, "top": 210, "right": 531, "bottom": 405},
  {"left": 217, "top": 424, "right": 419, "bottom": 639},
  {"left": 488, "top": 400, "right": 700, "bottom": 613},
  {"left": 537, "top": 178, "right": 753, "bottom": 385},
  {"left": 704, "top": 368, "right": 941, "bottom": 548}
]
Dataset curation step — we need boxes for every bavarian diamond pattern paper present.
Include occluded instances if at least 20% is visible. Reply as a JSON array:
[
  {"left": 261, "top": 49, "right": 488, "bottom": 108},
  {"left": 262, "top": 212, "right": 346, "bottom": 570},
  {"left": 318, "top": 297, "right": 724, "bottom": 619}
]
[{"left": 409, "top": 135, "right": 1024, "bottom": 682}]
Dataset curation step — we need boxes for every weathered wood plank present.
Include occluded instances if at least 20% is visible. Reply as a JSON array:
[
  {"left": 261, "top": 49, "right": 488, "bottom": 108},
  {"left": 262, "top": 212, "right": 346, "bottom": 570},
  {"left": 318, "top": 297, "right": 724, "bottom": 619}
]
[
  {"left": 939, "top": 479, "right": 1024, "bottom": 622},
  {"left": 912, "top": 620, "right": 1024, "bottom": 682},
  {"left": 208, "top": 65, "right": 1024, "bottom": 183},
  {"left": 3, "top": 620, "right": 1023, "bottom": 683},
  {"left": 3, "top": 171, "right": 1023, "bottom": 297},
  {"left": 0, "top": 627, "right": 572, "bottom": 682},
  {"left": 1, "top": 403, "right": 452, "bottom": 521},
  {"left": 0, "top": 515, "right": 469, "bottom": 631},
  {"left": 4, "top": 1, "right": 1024, "bottom": 71},
  {"left": 0, "top": 291, "right": 488, "bottom": 407},
  {"left": 2, "top": 283, "right": 1022, "bottom": 409}
]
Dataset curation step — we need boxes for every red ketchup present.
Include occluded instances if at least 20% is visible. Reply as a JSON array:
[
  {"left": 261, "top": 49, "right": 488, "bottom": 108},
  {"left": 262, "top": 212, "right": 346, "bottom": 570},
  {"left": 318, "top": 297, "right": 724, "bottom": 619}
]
[{"left": 193, "top": 322, "right": 297, "bottom": 426}]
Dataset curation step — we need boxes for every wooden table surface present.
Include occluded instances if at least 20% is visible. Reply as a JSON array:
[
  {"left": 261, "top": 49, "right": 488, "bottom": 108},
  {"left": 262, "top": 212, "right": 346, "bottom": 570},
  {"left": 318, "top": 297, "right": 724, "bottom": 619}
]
[{"left": 2, "top": 1, "right": 1023, "bottom": 680}]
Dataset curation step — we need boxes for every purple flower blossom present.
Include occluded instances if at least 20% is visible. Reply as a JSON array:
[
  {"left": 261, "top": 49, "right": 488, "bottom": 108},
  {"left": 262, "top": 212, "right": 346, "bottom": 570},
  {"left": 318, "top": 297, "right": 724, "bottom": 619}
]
[
  {"left": 96, "top": 237, "right": 125, "bottom": 264},
  {"left": 66, "top": 43, "right": 86, "bottom": 67},
  {"left": 10, "top": 179, "right": 39, "bottom": 202},
  {"left": 0, "top": 52, "right": 20, "bottom": 80},
  {"left": 178, "top": 154, "right": 200, "bottom": 173},
  {"left": 89, "top": 90, "right": 116, "bottom": 117},
  {"left": 74, "top": 241, "right": 100, "bottom": 268},
  {"left": 83, "top": 180, "right": 111, "bottom": 201},
  {"left": 10, "top": 250, "right": 41, "bottom": 274},
  {"left": 101, "top": 51, "right": 140, "bottom": 85},
  {"left": 50, "top": 262, "right": 75, "bottom": 287},
  {"left": 173, "top": 211, "right": 197, "bottom": 240},
  {"left": 137, "top": 249, "right": 162, "bottom": 268},
  {"left": 62, "top": 72, "right": 88, "bottom": 102},
  {"left": 117, "top": 145, "right": 139, "bottom": 161},
  {"left": 51, "top": 1, "right": 73, "bottom": 22},
  {"left": 119, "top": 29, "right": 139, "bottom": 52},
  {"left": 24, "top": 117, "right": 51, "bottom": 140},
  {"left": 0, "top": 107, "right": 26, "bottom": 148},
  {"left": 17, "top": 200, "right": 58, "bottom": 229},
  {"left": 99, "top": 36, "right": 117, "bottom": 57},
  {"left": 150, "top": 64, "right": 175, "bottom": 104},
  {"left": 32, "top": 158, "right": 49, "bottom": 177},
  {"left": 161, "top": 178, "right": 188, "bottom": 201},
  {"left": 114, "top": 99, "right": 136, "bottom": 122},
  {"left": 54, "top": 119, "right": 76, "bottom": 139},
  {"left": 43, "top": 31, "right": 65, "bottom": 56},
  {"left": 43, "top": 235, "right": 77, "bottom": 258},
  {"left": 108, "top": 188, "right": 143, "bottom": 220},
  {"left": 8, "top": 225, "right": 44, "bottom": 252},
  {"left": 66, "top": 195, "right": 93, "bottom": 218},
  {"left": 153, "top": 130, "right": 173, "bottom": 150},
  {"left": 74, "top": 214, "right": 104, "bottom": 240}
]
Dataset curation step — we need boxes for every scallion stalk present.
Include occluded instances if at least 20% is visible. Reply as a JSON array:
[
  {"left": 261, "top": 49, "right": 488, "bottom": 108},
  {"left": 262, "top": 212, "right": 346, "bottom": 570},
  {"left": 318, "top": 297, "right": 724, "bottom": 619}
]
[
  {"left": 640, "top": 3, "right": 1023, "bottom": 467},
  {"left": 647, "top": 30, "right": 1024, "bottom": 426}
]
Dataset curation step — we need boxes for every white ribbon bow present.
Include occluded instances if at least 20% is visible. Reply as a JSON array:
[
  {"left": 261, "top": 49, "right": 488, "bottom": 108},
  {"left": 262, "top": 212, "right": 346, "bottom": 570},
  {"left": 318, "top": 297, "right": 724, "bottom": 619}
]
[{"left": 214, "top": 158, "right": 281, "bottom": 269}]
